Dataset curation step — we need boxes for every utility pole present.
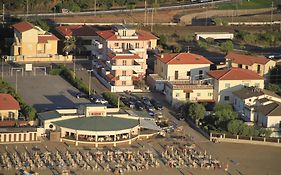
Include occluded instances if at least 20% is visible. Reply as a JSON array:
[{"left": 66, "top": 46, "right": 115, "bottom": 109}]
[
  {"left": 26, "top": 0, "right": 29, "bottom": 20},
  {"left": 151, "top": 8, "right": 154, "bottom": 32},
  {"left": 94, "top": 0, "right": 97, "bottom": 16},
  {"left": 2, "top": 3, "right": 4, "bottom": 27},
  {"left": 271, "top": 1, "right": 273, "bottom": 31},
  {"left": 144, "top": 0, "right": 147, "bottom": 26}
]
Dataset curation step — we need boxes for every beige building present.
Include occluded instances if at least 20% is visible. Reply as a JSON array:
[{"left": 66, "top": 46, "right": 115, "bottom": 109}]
[
  {"left": 11, "top": 21, "right": 71, "bottom": 62},
  {"left": 154, "top": 53, "right": 213, "bottom": 81},
  {"left": 92, "top": 25, "right": 158, "bottom": 92},
  {"left": 164, "top": 80, "right": 214, "bottom": 107},
  {"left": 233, "top": 87, "right": 281, "bottom": 136},
  {"left": 225, "top": 52, "right": 276, "bottom": 78},
  {"left": 207, "top": 68, "right": 264, "bottom": 103},
  {"left": 0, "top": 93, "right": 20, "bottom": 120}
]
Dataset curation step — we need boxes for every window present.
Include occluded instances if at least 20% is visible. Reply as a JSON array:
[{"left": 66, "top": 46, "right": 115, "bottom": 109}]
[
  {"left": 186, "top": 71, "right": 190, "bottom": 76},
  {"left": 199, "top": 70, "right": 203, "bottom": 79},
  {"left": 197, "top": 93, "right": 201, "bottom": 97},
  {"left": 122, "top": 81, "right": 126, "bottom": 86},
  {"left": 186, "top": 93, "right": 190, "bottom": 99},
  {"left": 208, "top": 93, "right": 213, "bottom": 96},
  {"left": 225, "top": 83, "right": 230, "bottom": 88},
  {"left": 245, "top": 66, "right": 248, "bottom": 69},
  {"left": 257, "top": 65, "right": 261, "bottom": 73},
  {"left": 161, "top": 67, "right": 164, "bottom": 72},
  {"left": 175, "top": 71, "right": 179, "bottom": 80},
  {"left": 238, "top": 64, "right": 242, "bottom": 68},
  {"left": 122, "top": 60, "right": 127, "bottom": 66},
  {"left": 114, "top": 43, "right": 119, "bottom": 47},
  {"left": 224, "top": 96, "right": 230, "bottom": 101},
  {"left": 122, "top": 30, "right": 126, "bottom": 36},
  {"left": 135, "top": 43, "right": 139, "bottom": 48},
  {"left": 122, "top": 70, "right": 126, "bottom": 76},
  {"left": 255, "top": 83, "right": 260, "bottom": 87},
  {"left": 176, "top": 93, "right": 180, "bottom": 97}
]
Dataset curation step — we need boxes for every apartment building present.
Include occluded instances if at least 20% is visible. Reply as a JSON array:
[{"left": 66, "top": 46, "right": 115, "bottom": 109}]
[
  {"left": 0, "top": 93, "right": 20, "bottom": 120},
  {"left": 92, "top": 25, "right": 158, "bottom": 92},
  {"left": 233, "top": 87, "right": 281, "bottom": 134},
  {"left": 225, "top": 52, "right": 276, "bottom": 78},
  {"left": 207, "top": 68, "right": 264, "bottom": 103},
  {"left": 54, "top": 25, "right": 98, "bottom": 55},
  {"left": 154, "top": 53, "right": 213, "bottom": 81},
  {"left": 11, "top": 21, "right": 71, "bottom": 62}
]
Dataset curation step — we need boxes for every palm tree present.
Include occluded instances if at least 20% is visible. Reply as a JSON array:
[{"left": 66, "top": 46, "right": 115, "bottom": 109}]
[{"left": 63, "top": 37, "right": 77, "bottom": 55}]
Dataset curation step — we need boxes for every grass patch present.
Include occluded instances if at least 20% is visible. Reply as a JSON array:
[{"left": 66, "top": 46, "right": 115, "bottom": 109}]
[{"left": 218, "top": 0, "right": 276, "bottom": 10}]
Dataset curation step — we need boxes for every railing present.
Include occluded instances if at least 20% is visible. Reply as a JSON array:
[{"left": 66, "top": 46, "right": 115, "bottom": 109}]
[{"left": 210, "top": 133, "right": 281, "bottom": 146}]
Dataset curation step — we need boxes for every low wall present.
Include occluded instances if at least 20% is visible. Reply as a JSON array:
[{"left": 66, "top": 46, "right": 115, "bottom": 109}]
[
  {"left": 180, "top": 8, "right": 273, "bottom": 25},
  {"left": 210, "top": 133, "right": 281, "bottom": 147},
  {"left": 14, "top": 55, "right": 73, "bottom": 63}
]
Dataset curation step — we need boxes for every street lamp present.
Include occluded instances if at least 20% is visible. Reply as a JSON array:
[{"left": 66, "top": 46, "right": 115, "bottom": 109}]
[
  {"left": 87, "top": 69, "right": 93, "bottom": 97},
  {"left": 15, "top": 70, "right": 21, "bottom": 93}
]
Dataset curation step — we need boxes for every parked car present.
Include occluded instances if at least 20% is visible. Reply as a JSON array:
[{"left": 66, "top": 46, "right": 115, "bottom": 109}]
[
  {"left": 135, "top": 101, "right": 145, "bottom": 110},
  {"left": 148, "top": 109, "right": 155, "bottom": 116},
  {"left": 151, "top": 99, "right": 163, "bottom": 110},
  {"left": 145, "top": 104, "right": 154, "bottom": 111},
  {"left": 90, "top": 94, "right": 108, "bottom": 104},
  {"left": 76, "top": 92, "right": 87, "bottom": 99}
]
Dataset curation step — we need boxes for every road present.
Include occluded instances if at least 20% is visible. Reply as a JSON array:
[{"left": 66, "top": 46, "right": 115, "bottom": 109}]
[{"left": 4, "top": 0, "right": 230, "bottom": 18}]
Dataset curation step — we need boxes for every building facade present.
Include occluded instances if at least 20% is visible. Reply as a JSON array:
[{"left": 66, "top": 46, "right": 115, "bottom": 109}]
[
  {"left": 0, "top": 93, "right": 20, "bottom": 120},
  {"left": 225, "top": 52, "right": 276, "bottom": 78},
  {"left": 10, "top": 22, "right": 71, "bottom": 62},
  {"left": 92, "top": 25, "right": 158, "bottom": 92},
  {"left": 207, "top": 68, "right": 264, "bottom": 103}
]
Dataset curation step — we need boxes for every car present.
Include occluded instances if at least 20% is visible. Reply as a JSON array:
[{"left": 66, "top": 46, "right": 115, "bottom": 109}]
[
  {"left": 94, "top": 98, "right": 108, "bottom": 104},
  {"left": 148, "top": 109, "right": 155, "bottom": 116},
  {"left": 135, "top": 101, "right": 145, "bottom": 110},
  {"left": 76, "top": 92, "right": 87, "bottom": 99},
  {"left": 145, "top": 104, "right": 154, "bottom": 111},
  {"left": 151, "top": 99, "right": 163, "bottom": 110}
]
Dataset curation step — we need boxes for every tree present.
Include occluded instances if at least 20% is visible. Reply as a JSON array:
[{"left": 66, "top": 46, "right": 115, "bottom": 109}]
[
  {"left": 213, "top": 104, "right": 237, "bottom": 128},
  {"left": 63, "top": 37, "right": 77, "bottom": 55},
  {"left": 29, "top": 18, "right": 50, "bottom": 31},
  {"left": 220, "top": 40, "right": 234, "bottom": 53},
  {"left": 206, "top": 37, "right": 214, "bottom": 44},
  {"left": 258, "top": 128, "right": 273, "bottom": 137},
  {"left": 22, "top": 104, "right": 36, "bottom": 121},
  {"left": 198, "top": 40, "right": 208, "bottom": 49},
  {"left": 265, "top": 83, "right": 281, "bottom": 94},
  {"left": 127, "top": 2, "right": 136, "bottom": 15},
  {"left": 227, "top": 119, "right": 243, "bottom": 135},
  {"left": 159, "top": 34, "right": 167, "bottom": 46},
  {"left": 183, "top": 102, "right": 206, "bottom": 125}
]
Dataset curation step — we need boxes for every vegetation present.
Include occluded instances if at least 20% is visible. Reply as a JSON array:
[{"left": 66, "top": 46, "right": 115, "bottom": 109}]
[
  {"left": 269, "top": 67, "right": 281, "bottom": 85},
  {"left": 182, "top": 102, "right": 206, "bottom": 125},
  {"left": 63, "top": 37, "right": 77, "bottom": 55},
  {"left": 236, "top": 30, "right": 281, "bottom": 48},
  {"left": 0, "top": 80, "right": 36, "bottom": 121},
  {"left": 213, "top": 18, "right": 228, "bottom": 26},
  {"left": 218, "top": 0, "right": 276, "bottom": 10},
  {"left": 197, "top": 40, "right": 208, "bottom": 49},
  {"left": 28, "top": 18, "right": 50, "bottom": 31},
  {"left": 265, "top": 83, "right": 281, "bottom": 95},
  {"left": 48, "top": 65, "right": 90, "bottom": 95},
  {"left": 220, "top": 40, "right": 234, "bottom": 53},
  {"left": 102, "top": 92, "right": 125, "bottom": 108}
]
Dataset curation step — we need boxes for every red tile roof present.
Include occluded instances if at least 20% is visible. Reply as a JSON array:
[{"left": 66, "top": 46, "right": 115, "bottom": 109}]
[
  {"left": 55, "top": 25, "right": 97, "bottom": 37},
  {"left": 96, "top": 29, "right": 157, "bottom": 41},
  {"left": 38, "top": 35, "right": 59, "bottom": 43},
  {"left": 226, "top": 52, "right": 270, "bottom": 65},
  {"left": 207, "top": 68, "right": 263, "bottom": 80},
  {"left": 0, "top": 93, "right": 20, "bottom": 110},
  {"left": 12, "top": 21, "right": 34, "bottom": 32},
  {"left": 156, "top": 53, "right": 213, "bottom": 65},
  {"left": 107, "top": 52, "right": 141, "bottom": 59}
]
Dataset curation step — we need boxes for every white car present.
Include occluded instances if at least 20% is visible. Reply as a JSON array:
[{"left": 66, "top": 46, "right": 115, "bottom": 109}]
[{"left": 94, "top": 98, "right": 108, "bottom": 104}]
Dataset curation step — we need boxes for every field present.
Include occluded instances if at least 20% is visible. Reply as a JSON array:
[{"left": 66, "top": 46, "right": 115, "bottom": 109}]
[{"left": 218, "top": 0, "right": 276, "bottom": 10}]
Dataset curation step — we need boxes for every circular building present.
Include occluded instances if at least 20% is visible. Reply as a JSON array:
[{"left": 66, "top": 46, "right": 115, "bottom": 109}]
[{"left": 53, "top": 116, "right": 140, "bottom": 147}]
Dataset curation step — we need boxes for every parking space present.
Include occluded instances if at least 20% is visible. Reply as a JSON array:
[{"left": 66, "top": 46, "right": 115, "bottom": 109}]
[{"left": 4, "top": 75, "right": 90, "bottom": 111}]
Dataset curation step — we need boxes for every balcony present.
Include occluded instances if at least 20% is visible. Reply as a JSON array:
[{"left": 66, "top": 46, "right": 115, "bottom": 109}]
[
  {"left": 118, "top": 75, "right": 132, "bottom": 81},
  {"left": 167, "top": 80, "right": 213, "bottom": 90}
]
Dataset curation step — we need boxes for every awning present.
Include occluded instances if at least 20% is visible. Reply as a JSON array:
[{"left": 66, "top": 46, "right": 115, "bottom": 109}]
[{"left": 140, "top": 119, "right": 161, "bottom": 131}]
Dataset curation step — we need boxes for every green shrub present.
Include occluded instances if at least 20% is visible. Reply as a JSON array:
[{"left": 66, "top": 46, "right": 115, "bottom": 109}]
[{"left": 102, "top": 92, "right": 125, "bottom": 107}]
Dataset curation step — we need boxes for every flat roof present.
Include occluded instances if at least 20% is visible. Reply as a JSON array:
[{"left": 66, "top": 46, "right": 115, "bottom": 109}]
[
  {"left": 0, "top": 127, "right": 37, "bottom": 133},
  {"left": 38, "top": 110, "right": 61, "bottom": 121},
  {"left": 53, "top": 116, "right": 139, "bottom": 131}
]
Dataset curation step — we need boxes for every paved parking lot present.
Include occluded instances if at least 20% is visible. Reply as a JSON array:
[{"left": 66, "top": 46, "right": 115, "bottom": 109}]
[{"left": 4, "top": 75, "right": 90, "bottom": 111}]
